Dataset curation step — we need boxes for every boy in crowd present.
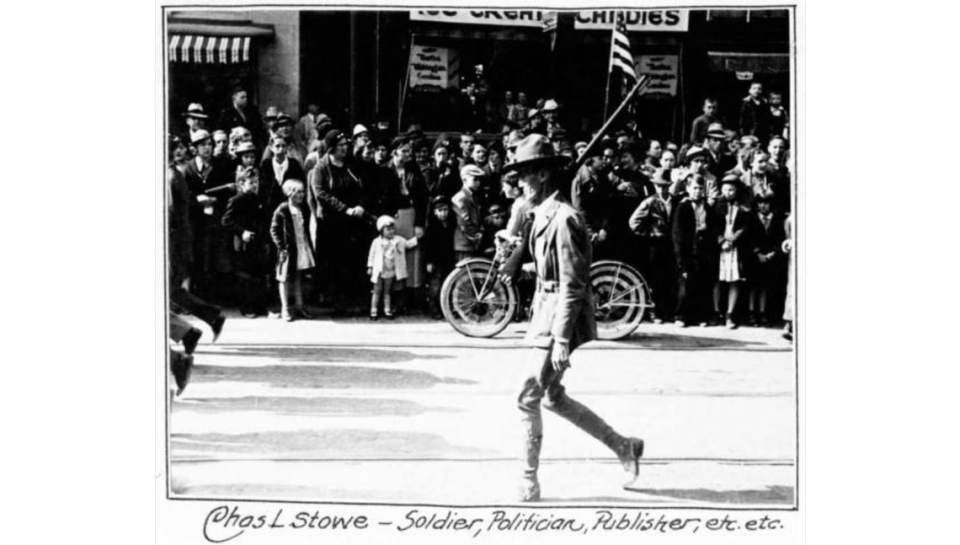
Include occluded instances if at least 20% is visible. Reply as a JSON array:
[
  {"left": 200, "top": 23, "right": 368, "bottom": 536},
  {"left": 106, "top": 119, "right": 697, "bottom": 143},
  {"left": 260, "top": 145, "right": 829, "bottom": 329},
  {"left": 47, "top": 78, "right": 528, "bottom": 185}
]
[
  {"left": 690, "top": 97, "right": 719, "bottom": 144},
  {"left": 222, "top": 167, "right": 270, "bottom": 317},
  {"left": 747, "top": 190, "right": 787, "bottom": 326},
  {"left": 628, "top": 169, "right": 678, "bottom": 323},
  {"left": 423, "top": 196, "right": 456, "bottom": 320},
  {"left": 768, "top": 91, "right": 788, "bottom": 140},
  {"left": 479, "top": 203, "right": 508, "bottom": 257},
  {"left": 739, "top": 82, "right": 769, "bottom": 143},
  {"left": 452, "top": 164, "right": 485, "bottom": 261},
  {"left": 672, "top": 175, "right": 719, "bottom": 328}
]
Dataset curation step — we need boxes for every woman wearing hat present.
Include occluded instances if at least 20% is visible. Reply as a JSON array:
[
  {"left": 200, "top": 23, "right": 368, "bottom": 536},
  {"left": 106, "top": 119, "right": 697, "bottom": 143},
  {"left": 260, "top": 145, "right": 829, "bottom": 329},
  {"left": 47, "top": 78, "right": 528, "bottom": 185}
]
[
  {"left": 422, "top": 141, "right": 460, "bottom": 200},
  {"left": 380, "top": 136, "right": 429, "bottom": 314},
  {"left": 308, "top": 128, "right": 374, "bottom": 314},
  {"left": 502, "top": 134, "right": 644, "bottom": 502}
]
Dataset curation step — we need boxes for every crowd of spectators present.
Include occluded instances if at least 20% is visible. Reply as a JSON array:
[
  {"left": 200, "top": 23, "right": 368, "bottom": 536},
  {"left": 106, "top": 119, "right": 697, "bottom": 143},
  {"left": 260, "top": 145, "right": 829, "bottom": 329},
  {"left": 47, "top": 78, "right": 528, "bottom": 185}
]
[{"left": 167, "top": 80, "right": 794, "bottom": 349}]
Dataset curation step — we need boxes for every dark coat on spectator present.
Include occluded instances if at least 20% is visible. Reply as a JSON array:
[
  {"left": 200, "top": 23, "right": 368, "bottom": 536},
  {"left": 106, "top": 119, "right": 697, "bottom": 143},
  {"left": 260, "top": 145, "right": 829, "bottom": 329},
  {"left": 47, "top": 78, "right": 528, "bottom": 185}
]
[
  {"left": 452, "top": 187, "right": 483, "bottom": 253},
  {"left": 379, "top": 162, "right": 429, "bottom": 228},
  {"left": 422, "top": 165, "right": 462, "bottom": 200},
  {"left": 167, "top": 165, "right": 193, "bottom": 285},
  {"left": 222, "top": 191, "right": 270, "bottom": 274},
  {"left": 739, "top": 96, "right": 770, "bottom": 142},
  {"left": 258, "top": 156, "right": 306, "bottom": 219},
  {"left": 672, "top": 199, "right": 721, "bottom": 277}
]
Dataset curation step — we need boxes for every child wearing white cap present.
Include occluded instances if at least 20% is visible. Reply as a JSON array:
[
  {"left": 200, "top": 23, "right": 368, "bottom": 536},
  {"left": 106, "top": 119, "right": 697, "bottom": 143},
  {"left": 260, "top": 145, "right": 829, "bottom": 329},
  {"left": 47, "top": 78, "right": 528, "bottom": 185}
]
[{"left": 367, "top": 215, "right": 419, "bottom": 320}]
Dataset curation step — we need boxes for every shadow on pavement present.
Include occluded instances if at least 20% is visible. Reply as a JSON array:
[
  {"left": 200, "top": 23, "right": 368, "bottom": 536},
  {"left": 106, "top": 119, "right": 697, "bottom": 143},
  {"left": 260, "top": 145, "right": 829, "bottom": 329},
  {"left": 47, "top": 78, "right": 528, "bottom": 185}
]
[
  {"left": 607, "top": 333, "right": 785, "bottom": 351},
  {"left": 171, "top": 428, "right": 497, "bottom": 460},
  {"left": 621, "top": 485, "right": 794, "bottom": 505},
  {"left": 212, "top": 346, "right": 454, "bottom": 363},
  {"left": 175, "top": 395, "right": 461, "bottom": 417}
]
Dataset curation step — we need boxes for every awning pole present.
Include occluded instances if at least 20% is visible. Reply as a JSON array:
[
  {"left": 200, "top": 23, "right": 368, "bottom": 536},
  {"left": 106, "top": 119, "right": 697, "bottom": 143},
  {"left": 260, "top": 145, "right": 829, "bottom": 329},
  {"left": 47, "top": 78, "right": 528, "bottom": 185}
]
[{"left": 398, "top": 33, "right": 416, "bottom": 131}]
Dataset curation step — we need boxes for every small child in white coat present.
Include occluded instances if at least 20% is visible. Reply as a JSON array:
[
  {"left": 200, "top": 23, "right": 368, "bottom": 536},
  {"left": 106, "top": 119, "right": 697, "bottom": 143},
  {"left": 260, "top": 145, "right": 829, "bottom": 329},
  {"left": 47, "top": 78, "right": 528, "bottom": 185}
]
[{"left": 367, "top": 215, "right": 419, "bottom": 320}]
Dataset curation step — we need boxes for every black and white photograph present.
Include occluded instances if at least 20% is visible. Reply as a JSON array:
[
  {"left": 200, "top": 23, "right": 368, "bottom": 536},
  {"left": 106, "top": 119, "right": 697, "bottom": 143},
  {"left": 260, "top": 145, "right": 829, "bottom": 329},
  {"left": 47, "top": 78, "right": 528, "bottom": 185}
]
[{"left": 158, "top": 1, "right": 801, "bottom": 541}]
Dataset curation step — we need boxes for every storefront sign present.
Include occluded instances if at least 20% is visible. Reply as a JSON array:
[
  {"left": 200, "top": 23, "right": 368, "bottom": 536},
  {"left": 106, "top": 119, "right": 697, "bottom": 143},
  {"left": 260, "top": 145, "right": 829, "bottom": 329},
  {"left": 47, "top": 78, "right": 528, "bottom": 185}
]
[
  {"left": 637, "top": 55, "right": 679, "bottom": 97},
  {"left": 410, "top": 10, "right": 547, "bottom": 28},
  {"left": 575, "top": 10, "right": 689, "bottom": 31},
  {"left": 409, "top": 45, "right": 449, "bottom": 89}
]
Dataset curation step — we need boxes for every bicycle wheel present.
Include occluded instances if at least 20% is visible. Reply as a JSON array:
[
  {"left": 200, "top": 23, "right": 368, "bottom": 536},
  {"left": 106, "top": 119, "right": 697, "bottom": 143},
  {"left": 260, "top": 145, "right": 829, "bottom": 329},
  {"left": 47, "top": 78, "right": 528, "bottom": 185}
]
[
  {"left": 590, "top": 260, "right": 650, "bottom": 340},
  {"left": 440, "top": 260, "right": 519, "bottom": 338}
]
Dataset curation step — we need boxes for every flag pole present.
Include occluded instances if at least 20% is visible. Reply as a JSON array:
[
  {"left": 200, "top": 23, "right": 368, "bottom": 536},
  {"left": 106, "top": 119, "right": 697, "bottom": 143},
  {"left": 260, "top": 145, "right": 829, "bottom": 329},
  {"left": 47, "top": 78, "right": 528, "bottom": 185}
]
[
  {"left": 602, "top": 20, "right": 616, "bottom": 121},
  {"left": 576, "top": 76, "right": 650, "bottom": 172}
]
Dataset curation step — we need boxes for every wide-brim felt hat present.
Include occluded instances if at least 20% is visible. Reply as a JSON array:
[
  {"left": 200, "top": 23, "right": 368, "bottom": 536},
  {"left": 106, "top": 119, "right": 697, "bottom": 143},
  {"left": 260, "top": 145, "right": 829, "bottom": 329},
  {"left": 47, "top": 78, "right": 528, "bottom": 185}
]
[
  {"left": 263, "top": 106, "right": 280, "bottom": 120},
  {"left": 235, "top": 141, "right": 256, "bottom": 155},
  {"left": 190, "top": 129, "right": 212, "bottom": 144},
  {"left": 183, "top": 103, "right": 208, "bottom": 119},
  {"left": 275, "top": 113, "right": 295, "bottom": 126},
  {"left": 685, "top": 145, "right": 709, "bottom": 161},
  {"left": 501, "top": 134, "right": 571, "bottom": 174},
  {"left": 650, "top": 168, "right": 673, "bottom": 186},
  {"left": 460, "top": 164, "right": 486, "bottom": 179},
  {"left": 706, "top": 122, "right": 727, "bottom": 139},
  {"left": 541, "top": 99, "right": 561, "bottom": 112}
]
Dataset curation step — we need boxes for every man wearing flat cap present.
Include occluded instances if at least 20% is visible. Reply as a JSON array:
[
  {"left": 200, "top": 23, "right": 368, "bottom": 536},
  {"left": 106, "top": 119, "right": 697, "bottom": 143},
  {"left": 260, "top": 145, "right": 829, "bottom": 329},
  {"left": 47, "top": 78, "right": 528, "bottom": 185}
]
[
  {"left": 502, "top": 134, "right": 644, "bottom": 502},
  {"left": 451, "top": 164, "right": 485, "bottom": 261}
]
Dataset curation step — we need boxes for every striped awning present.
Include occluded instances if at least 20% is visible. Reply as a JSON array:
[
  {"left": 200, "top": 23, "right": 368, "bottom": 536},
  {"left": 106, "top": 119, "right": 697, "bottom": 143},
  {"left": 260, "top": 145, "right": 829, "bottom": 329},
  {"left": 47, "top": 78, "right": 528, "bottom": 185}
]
[{"left": 168, "top": 35, "right": 251, "bottom": 64}]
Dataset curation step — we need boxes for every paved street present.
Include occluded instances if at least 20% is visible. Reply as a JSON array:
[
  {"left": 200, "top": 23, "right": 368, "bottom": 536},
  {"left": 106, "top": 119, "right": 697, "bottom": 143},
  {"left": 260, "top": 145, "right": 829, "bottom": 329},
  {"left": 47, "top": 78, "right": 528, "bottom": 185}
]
[{"left": 167, "top": 314, "right": 796, "bottom": 507}]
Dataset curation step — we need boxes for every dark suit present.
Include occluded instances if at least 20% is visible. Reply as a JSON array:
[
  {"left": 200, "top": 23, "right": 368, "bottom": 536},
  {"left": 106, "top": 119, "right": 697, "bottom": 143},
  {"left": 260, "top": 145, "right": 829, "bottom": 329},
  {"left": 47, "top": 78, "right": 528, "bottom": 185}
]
[
  {"left": 629, "top": 193, "right": 679, "bottom": 319},
  {"left": 183, "top": 157, "right": 234, "bottom": 292},
  {"left": 451, "top": 187, "right": 482, "bottom": 258},
  {"left": 672, "top": 198, "right": 720, "bottom": 323},
  {"left": 222, "top": 191, "right": 270, "bottom": 314},
  {"left": 259, "top": 156, "right": 306, "bottom": 218}
]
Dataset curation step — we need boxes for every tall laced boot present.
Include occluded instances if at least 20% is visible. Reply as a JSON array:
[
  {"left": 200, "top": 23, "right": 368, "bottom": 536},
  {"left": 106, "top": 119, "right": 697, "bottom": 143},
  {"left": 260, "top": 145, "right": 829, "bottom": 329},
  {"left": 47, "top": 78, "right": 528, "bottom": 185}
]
[
  {"left": 519, "top": 434, "right": 542, "bottom": 502},
  {"left": 547, "top": 394, "right": 644, "bottom": 482}
]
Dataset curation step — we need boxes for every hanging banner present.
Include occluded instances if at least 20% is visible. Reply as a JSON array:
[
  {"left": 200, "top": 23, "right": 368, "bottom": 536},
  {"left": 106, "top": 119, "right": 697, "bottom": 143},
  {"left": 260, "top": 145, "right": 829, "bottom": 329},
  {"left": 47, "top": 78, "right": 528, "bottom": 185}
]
[
  {"left": 637, "top": 55, "right": 679, "bottom": 97},
  {"left": 410, "top": 10, "right": 547, "bottom": 27},
  {"left": 409, "top": 45, "right": 449, "bottom": 89},
  {"left": 575, "top": 9, "right": 689, "bottom": 31}
]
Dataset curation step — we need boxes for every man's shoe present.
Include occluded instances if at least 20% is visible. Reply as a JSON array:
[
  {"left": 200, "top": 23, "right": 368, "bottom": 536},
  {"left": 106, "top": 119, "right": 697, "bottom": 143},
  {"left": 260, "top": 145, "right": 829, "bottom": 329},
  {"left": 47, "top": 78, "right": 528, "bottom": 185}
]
[
  {"left": 170, "top": 351, "right": 194, "bottom": 397},
  {"left": 617, "top": 437, "right": 644, "bottom": 479},
  {"left": 181, "top": 328, "right": 202, "bottom": 355},
  {"left": 726, "top": 318, "right": 738, "bottom": 330},
  {"left": 211, "top": 315, "right": 226, "bottom": 343},
  {"left": 296, "top": 308, "right": 313, "bottom": 319}
]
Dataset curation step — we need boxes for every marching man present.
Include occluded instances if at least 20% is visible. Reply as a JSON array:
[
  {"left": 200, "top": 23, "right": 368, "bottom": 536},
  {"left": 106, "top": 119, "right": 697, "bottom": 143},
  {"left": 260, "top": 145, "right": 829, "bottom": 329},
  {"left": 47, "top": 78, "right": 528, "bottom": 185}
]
[{"left": 501, "top": 134, "right": 644, "bottom": 502}]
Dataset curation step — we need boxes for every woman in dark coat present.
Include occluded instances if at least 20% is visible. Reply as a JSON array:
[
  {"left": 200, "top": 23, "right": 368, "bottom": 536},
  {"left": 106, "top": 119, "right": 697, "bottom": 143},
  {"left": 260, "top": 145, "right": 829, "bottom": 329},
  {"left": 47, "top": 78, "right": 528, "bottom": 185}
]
[{"left": 380, "top": 136, "right": 430, "bottom": 313}]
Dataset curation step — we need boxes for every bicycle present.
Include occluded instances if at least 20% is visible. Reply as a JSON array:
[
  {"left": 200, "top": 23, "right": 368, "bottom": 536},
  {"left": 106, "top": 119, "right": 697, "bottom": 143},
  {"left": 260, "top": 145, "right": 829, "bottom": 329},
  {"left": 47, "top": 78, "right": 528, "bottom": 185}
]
[{"left": 440, "top": 235, "right": 653, "bottom": 340}]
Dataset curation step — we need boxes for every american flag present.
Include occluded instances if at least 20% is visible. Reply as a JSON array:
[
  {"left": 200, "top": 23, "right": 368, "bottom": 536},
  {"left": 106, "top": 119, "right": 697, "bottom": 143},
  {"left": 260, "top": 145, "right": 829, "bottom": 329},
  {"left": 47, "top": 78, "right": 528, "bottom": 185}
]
[{"left": 609, "top": 11, "right": 638, "bottom": 92}]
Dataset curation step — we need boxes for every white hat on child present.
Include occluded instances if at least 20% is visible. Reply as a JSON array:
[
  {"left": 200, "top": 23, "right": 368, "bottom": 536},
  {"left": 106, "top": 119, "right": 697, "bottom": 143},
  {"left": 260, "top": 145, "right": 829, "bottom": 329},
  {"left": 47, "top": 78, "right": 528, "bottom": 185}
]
[{"left": 376, "top": 215, "right": 396, "bottom": 232}]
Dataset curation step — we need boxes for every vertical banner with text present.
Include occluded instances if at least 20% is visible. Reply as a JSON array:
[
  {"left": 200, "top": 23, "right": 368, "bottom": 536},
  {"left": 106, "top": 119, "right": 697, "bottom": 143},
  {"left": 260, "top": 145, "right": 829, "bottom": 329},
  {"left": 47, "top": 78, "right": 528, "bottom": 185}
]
[
  {"left": 637, "top": 55, "right": 679, "bottom": 97},
  {"left": 408, "top": 45, "right": 449, "bottom": 90}
]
